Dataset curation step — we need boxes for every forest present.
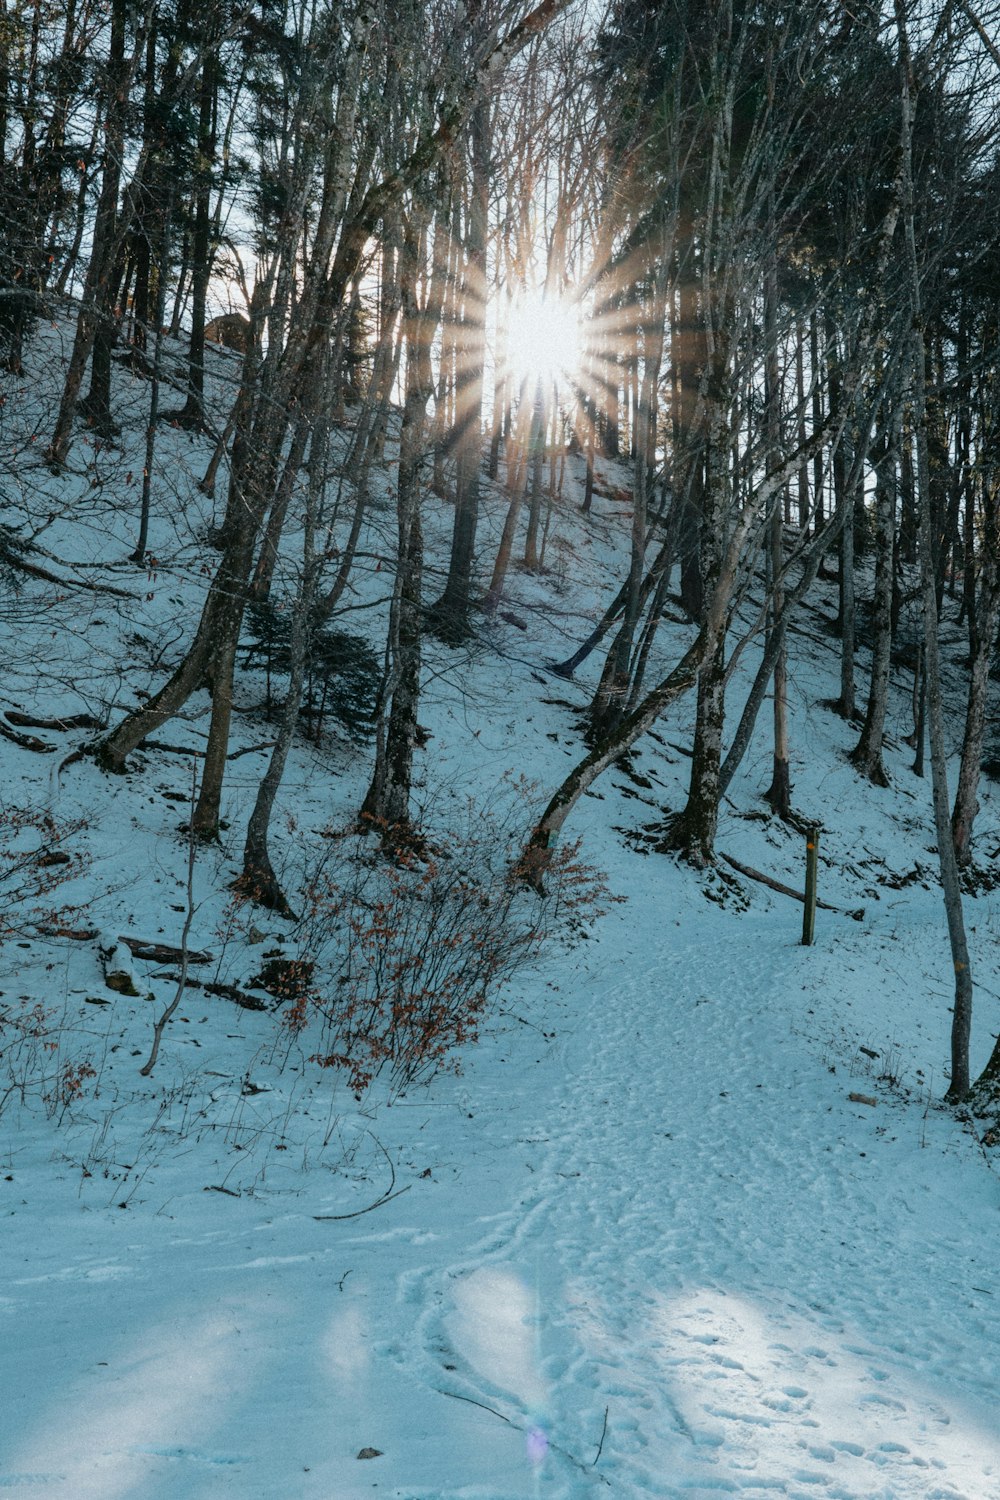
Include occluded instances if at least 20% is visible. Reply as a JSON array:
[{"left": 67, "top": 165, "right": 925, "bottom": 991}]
[
  {"left": 5, "top": 0, "right": 1000, "bottom": 1090},
  {"left": 4, "top": 1, "right": 1000, "bottom": 1492}
]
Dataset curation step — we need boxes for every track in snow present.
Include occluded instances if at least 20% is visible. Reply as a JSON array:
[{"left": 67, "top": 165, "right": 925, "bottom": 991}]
[{"left": 389, "top": 904, "right": 1000, "bottom": 1499}]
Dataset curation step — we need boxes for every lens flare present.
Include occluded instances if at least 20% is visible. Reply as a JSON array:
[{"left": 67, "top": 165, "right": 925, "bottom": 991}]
[{"left": 526, "top": 1424, "right": 549, "bottom": 1465}]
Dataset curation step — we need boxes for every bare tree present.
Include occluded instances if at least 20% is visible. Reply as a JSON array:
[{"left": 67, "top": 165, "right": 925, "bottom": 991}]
[
  {"left": 895, "top": 0, "right": 973, "bottom": 1101},
  {"left": 361, "top": 202, "right": 438, "bottom": 832}
]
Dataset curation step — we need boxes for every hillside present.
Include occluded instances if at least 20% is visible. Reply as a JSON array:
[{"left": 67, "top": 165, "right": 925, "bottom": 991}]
[{"left": 1, "top": 329, "right": 999, "bottom": 1500}]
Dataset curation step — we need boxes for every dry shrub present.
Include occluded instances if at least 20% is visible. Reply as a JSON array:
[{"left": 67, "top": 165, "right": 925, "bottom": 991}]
[
  {"left": 288, "top": 788, "right": 611, "bottom": 1096},
  {"left": 0, "top": 997, "right": 96, "bottom": 1122},
  {"left": 0, "top": 998, "right": 57, "bottom": 1116},
  {"left": 0, "top": 804, "right": 93, "bottom": 1121},
  {"left": 0, "top": 802, "right": 87, "bottom": 935}
]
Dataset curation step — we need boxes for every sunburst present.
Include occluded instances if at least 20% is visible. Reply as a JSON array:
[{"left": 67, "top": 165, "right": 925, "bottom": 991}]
[{"left": 503, "top": 289, "right": 583, "bottom": 392}]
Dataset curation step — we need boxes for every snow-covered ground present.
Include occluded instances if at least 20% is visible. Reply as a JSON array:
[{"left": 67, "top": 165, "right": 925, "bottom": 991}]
[{"left": 2, "top": 340, "right": 999, "bottom": 1498}]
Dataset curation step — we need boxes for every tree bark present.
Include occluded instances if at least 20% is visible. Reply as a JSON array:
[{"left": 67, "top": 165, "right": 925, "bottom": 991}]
[
  {"left": 895, "top": 0, "right": 972, "bottom": 1101},
  {"left": 590, "top": 260, "right": 669, "bottom": 741},
  {"left": 763, "top": 224, "right": 790, "bottom": 817},
  {"left": 429, "top": 93, "right": 489, "bottom": 641},
  {"left": 240, "top": 392, "right": 329, "bottom": 914},
  {"left": 47, "top": 0, "right": 135, "bottom": 464},
  {"left": 951, "top": 537, "right": 1000, "bottom": 868},
  {"left": 852, "top": 398, "right": 901, "bottom": 786},
  {"left": 174, "top": 50, "right": 218, "bottom": 428},
  {"left": 361, "top": 210, "right": 436, "bottom": 831}
]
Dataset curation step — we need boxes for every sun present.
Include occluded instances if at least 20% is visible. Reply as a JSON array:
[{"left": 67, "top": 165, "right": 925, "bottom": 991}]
[{"left": 504, "top": 289, "right": 583, "bottom": 393}]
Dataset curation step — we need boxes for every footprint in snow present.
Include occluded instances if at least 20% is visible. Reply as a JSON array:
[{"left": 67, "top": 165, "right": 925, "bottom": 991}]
[
  {"left": 0, "top": 1477, "right": 67, "bottom": 1489},
  {"left": 859, "top": 1391, "right": 907, "bottom": 1410},
  {"left": 128, "top": 1446, "right": 246, "bottom": 1466}
]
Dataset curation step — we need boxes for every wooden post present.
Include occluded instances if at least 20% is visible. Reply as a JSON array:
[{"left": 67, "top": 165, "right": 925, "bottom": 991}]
[{"left": 802, "top": 828, "right": 819, "bottom": 946}]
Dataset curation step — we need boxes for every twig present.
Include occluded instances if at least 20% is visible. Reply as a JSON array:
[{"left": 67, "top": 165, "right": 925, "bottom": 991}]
[
  {"left": 151, "top": 973, "right": 269, "bottom": 1011},
  {"left": 593, "top": 1405, "right": 609, "bottom": 1465},
  {"left": 437, "top": 1389, "right": 513, "bottom": 1424},
  {"left": 54, "top": 745, "right": 86, "bottom": 781},
  {"left": 123, "top": 936, "right": 212, "bottom": 963},
  {"left": 140, "top": 760, "right": 198, "bottom": 1077},
  {"left": 4, "top": 550, "right": 137, "bottom": 598},
  {"left": 313, "top": 1183, "right": 411, "bottom": 1220},
  {"left": 228, "top": 740, "right": 278, "bottom": 760},
  {"left": 435, "top": 1390, "right": 612, "bottom": 1486},
  {"left": 142, "top": 739, "right": 206, "bottom": 758},
  {"left": 138, "top": 738, "right": 276, "bottom": 760},
  {"left": 314, "top": 1132, "right": 412, "bottom": 1219}
]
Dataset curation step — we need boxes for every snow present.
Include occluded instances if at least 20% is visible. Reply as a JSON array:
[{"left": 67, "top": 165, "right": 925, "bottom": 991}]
[{"left": 2, "top": 338, "right": 1000, "bottom": 1498}]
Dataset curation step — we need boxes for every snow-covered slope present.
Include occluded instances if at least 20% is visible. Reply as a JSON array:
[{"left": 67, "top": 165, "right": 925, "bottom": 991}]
[{"left": 1, "top": 340, "right": 999, "bottom": 1498}]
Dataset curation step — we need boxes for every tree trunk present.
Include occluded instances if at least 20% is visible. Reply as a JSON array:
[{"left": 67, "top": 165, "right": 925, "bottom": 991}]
[
  {"left": 675, "top": 268, "right": 705, "bottom": 619},
  {"left": 664, "top": 632, "right": 726, "bottom": 865},
  {"left": 852, "top": 399, "right": 900, "bottom": 785},
  {"left": 47, "top": 0, "right": 134, "bottom": 465},
  {"left": 810, "top": 309, "right": 824, "bottom": 532},
  {"left": 429, "top": 96, "right": 489, "bottom": 641},
  {"left": 590, "top": 262, "right": 668, "bottom": 742},
  {"left": 250, "top": 416, "right": 311, "bottom": 603},
  {"left": 764, "top": 229, "right": 791, "bottom": 818},
  {"left": 361, "top": 213, "right": 435, "bottom": 831},
  {"left": 527, "top": 386, "right": 866, "bottom": 870},
  {"left": 133, "top": 193, "right": 174, "bottom": 562},
  {"left": 522, "top": 382, "right": 547, "bottom": 570},
  {"left": 765, "top": 502, "right": 792, "bottom": 816},
  {"left": 951, "top": 541, "right": 1000, "bottom": 868},
  {"left": 174, "top": 51, "right": 217, "bottom": 428},
  {"left": 664, "top": 321, "right": 733, "bottom": 867},
  {"left": 525, "top": 498, "right": 756, "bottom": 871},
  {"left": 483, "top": 386, "right": 534, "bottom": 613},
  {"left": 240, "top": 396, "right": 329, "bottom": 914},
  {"left": 828, "top": 315, "right": 856, "bottom": 719},
  {"left": 795, "top": 318, "right": 809, "bottom": 529},
  {"left": 896, "top": 1, "right": 972, "bottom": 1101}
]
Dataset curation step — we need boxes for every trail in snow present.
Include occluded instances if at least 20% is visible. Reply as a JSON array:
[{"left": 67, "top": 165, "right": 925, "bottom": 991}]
[
  {"left": 389, "top": 894, "right": 1000, "bottom": 1499},
  {"left": 4, "top": 897, "right": 996, "bottom": 1499},
  {"left": 2, "top": 867, "right": 999, "bottom": 1497}
]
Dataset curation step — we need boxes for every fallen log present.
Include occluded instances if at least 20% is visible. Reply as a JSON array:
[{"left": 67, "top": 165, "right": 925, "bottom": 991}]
[
  {"left": 37, "top": 925, "right": 213, "bottom": 963},
  {"left": 4, "top": 710, "right": 100, "bottom": 731},
  {"left": 204, "top": 979, "right": 270, "bottom": 1011},
  {"left": 100, "top": 931, "right": 141, "bottom": 996},
  {"left": 122, "top": 935, "right": 213, "bottom": 964},
  {"left": 152, "top": 972, "right": 270, "bottom": 1012},
  {"left": 719, "top": 851, "right": 864, "bottom": 921},
  {"left": 0, "top": 716, "right": 56, "bottom": 753}
]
